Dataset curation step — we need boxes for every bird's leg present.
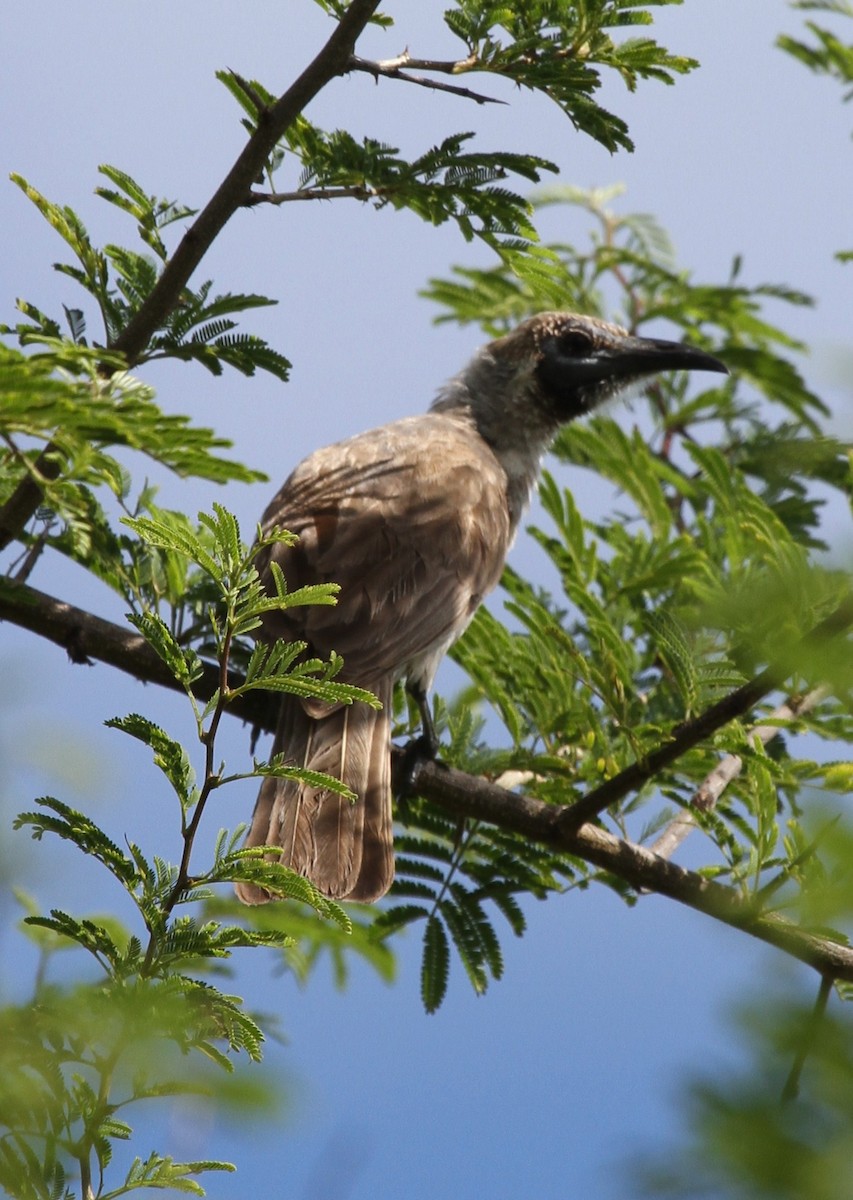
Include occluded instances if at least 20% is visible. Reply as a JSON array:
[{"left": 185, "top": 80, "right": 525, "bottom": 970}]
[
  {"left": 393, "top": 680, "right": 440, "bottom": 800},
  {"left": 407, "top": 678, "right": 439, "bottom": 759}
]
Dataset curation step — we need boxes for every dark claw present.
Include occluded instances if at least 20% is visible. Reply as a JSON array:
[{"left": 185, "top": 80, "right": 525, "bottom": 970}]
[{"left": 393, "top": 733, "right": 439, "bottom": 799}]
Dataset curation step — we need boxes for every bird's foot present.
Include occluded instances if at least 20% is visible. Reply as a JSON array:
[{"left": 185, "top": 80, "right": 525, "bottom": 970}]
[{"left": 393, "top": 732, "right": 441, "bottom": 799}]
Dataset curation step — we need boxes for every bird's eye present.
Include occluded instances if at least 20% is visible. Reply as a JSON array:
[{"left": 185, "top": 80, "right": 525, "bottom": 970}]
[{"left": 557, "top": 331, "right": 594, "bottom": 357}]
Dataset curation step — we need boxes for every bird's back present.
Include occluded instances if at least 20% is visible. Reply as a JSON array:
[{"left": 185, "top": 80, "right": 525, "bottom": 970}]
[{"left": 257, "top": 409, "right": 514, "bottom": 694}]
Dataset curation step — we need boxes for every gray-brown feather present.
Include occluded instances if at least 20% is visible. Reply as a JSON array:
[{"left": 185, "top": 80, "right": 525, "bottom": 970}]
[
  {"left": 256, "top": 410, "right": 513, "bottom": 691},
  {"left": 235, "top": 679, "right": 393, "bottom": 904}
]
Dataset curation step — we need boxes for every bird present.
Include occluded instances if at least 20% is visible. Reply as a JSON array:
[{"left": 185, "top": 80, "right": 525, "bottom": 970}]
[{"left": 235, "top": 311, "right": 728, "bottom": 905}]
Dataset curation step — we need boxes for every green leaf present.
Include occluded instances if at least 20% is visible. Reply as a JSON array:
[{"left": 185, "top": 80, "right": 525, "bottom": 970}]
[
  {"left": 443, "top": 0, "right": 697, "bottom": 152},
  {"left": 9, "top": 170, "right": 290, "bottom": 380},
  {"left": 13, "top": 797, "right": 138, "bottom": 887},
  {"left": 0, "top": 342, "right": 265, "bottom": 489},
  {"left": 421, "top": 915, "right": 450, "bottom": 1014},
  {"left": 125, "top": 610, "right": 202, "bottom": 687},
  {"left": 122, "top": 514, "right": 222, "bottom": 579},
  {"left": 96, "top": 162, "right": 197, "bottom": 261},
  {"left": 24, "top": 910, "right": 126, "bottom": 969},
  {"left": 105, "top": 714, "right": 196, "bottom": 808},
  {"left": 646, "top": 610, "right": 699, "bottom": 716},
  {"left": 109, "top": 1152, "right": 235, "bottom": 1196}
]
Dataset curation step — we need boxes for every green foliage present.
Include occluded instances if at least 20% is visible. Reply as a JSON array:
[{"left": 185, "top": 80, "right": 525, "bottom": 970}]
[
  {"left": 0, "top": 337, "right": 262, "bottom": 499},
  {"left": 0, "top": 977, "right": 240, "bottom": 1198},
  {"left": 282, "top": 119, "right": 554, "bottom": 251},
  {"left": 443, "top": 0, "right": 698, "bottom": 151},
  {"left": 778, "top": 1, "right": 853, "bottom": 99},
  {"left": 0, "top": 333, "right": 269, "bottom": 612},
  {"left": 778, "top": 0, "right": 853, "bottom": 262},
  {"left": 219, "top": 68, "right": 557, "bottom": 254},
  {"left": 2, "top": 508, "right": 381, "bottom": 1196},
  {"left": 207, "top": 895, "right": 396, "bottom": 990},
  {"left": 4, "top": 168, "right": 290, "bottom": 380},
  {"left": 219, "top": 0, "right": 700, "bottom": 251},
  {"left": 384, "top": 800, "right": 572, "bottom": 1013},
  {"left": 638, "top": 982, "right": 853, "bottom": 1199},
  {"left": 378, "top": 704, "right": 582, "bottom": 1012}
]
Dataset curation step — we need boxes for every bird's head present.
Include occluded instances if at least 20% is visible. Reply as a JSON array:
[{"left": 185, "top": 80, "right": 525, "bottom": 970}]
[
  {"left": 432, "top": 311, "right": 729, "bottom": 515},
  {"left": 489, "top": 311, "right": 729, "bottom": 426}
]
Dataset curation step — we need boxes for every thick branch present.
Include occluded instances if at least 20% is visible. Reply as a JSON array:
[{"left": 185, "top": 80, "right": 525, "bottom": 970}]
[
  {"left": 0, "top": 578, "right": 271, "bottom": 729},
  {"left": 4, "top": 578, "right": 852, "bottom": 980},
  {"left": 0, "top": 0, "right": 382, "bottom": 553},
  {"left": 405, "top": 757, "right": 853, "bottom": 982}
]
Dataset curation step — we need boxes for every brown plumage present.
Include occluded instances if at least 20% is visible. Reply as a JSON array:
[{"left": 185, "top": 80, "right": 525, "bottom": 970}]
[{"left": 236, "top": 312, "right": 728, "bottom": 904}]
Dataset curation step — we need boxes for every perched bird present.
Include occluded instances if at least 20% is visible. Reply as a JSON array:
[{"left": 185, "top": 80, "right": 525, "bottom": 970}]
[{"left": 236, "top": 312, "right": 727, "bottom": 905}]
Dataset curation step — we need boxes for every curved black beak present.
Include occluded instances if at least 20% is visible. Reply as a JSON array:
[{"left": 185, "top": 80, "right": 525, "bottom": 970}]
[{"left": 572, "top": 335, "right": 729, "bottom": 386}]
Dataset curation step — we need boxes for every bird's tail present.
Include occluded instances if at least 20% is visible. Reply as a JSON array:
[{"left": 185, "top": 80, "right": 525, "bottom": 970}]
[{"left": 235, "top": 681, "right": 394, "bottom": 905}]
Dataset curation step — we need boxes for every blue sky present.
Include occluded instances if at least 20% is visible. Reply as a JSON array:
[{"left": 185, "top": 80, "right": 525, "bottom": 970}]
[{"left": 2, "top": 3, "right": 852, "bottom": 1198}]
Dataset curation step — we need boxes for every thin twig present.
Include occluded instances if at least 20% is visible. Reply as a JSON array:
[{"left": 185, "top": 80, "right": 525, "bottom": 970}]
[
  {"left": 369, "top": 50, "right": 481, "bottom": 75},
  {"left": 142, "top": 627, "right": 236, "bottom": 974},
  {"left": 347, "top": 53, "right": 503, "bottom": 105},
  {"left": 244, "top": 184, "right": 384, "bottom": 208},
  {"left": 649, "top": 685, "right": 830, "bottom": 861}
]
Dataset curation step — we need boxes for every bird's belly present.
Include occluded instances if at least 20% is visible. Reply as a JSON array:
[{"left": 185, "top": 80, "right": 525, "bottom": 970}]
[{"left": 402, "top": 617, "right": 474, "bottom": 693}]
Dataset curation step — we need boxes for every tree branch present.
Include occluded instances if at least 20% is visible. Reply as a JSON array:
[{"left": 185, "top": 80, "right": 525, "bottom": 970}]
[
  {"left": 405, "top": 756, "right": 853, "bottom": 983},
  {"left": 4, "top": 576, "right": 853, "bottom": 982},
  {"left": 648, "top": 685, "right": 830, "bottom": 860},
  {"left": 560, "top": 596, "right": 853, "bottom": 831},
  {"left": 243, "top": 185, "right": 385, "bottom": 208},
  {"left": 0, "top": 449, "right": 61, "bottom": 554},
  {"left": 0, "top": 577, "right": 271, "bottom": 730},
  {"left": 0, "top": 0, "right": 382, "bottom": 553},
  {"left": 109, "top": 0, "right": 382, "bottom": 365},
  {"left": 363, "top": 50, "right": 481, "bottom": 75}
]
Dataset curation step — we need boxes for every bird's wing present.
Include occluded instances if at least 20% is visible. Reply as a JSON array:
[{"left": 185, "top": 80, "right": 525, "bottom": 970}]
[{"left": 257, "top": 412, "right": 512, "bottom": 686}]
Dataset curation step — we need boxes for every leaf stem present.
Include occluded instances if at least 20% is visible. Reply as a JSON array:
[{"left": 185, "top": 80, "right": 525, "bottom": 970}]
[
  {"left": 781, "top": 973, "right": 833, "bottom": 1103},
  {"left": 142, "top": 616, "right": 234, "bottom": 975}
]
